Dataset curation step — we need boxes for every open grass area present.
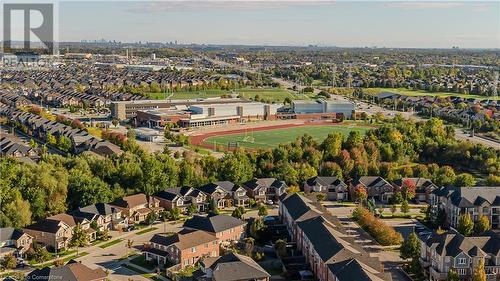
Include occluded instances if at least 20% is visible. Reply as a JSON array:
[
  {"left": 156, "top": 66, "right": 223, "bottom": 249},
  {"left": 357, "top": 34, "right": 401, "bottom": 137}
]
[
  {"left": 204, "top": 124, "right": 372, "bottom": 150},
  {"left": 363, "top": 87, "right": 500, "bottom": 101},
  {"left": 130, "top": 255, "right": 158, "bottom": 271},
  {"left": 99, "top": 238, "right": 123, "bottom": 249},
  {"left": 136, "top": 227, "right": 158, "bottom": 235},
  {"left": 148, "top": 87, "right": 306, "bottom": 102}
]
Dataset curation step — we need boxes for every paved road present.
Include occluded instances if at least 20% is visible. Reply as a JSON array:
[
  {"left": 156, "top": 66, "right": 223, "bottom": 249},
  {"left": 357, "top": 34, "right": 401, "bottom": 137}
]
[{"left": 454, "top": 128, "right": 499, "bottom": 149}]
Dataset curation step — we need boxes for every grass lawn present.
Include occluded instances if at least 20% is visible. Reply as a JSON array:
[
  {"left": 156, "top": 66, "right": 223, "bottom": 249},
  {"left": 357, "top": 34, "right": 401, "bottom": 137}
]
[
  {"left": 136, "top": 227, "right": 158, "bottom": 235},
  {"left": 148, "top": 87, "right": 304, "bottom": 102},
  {"left": 99, "top": 238, "right": 123, "bottom": 249},
  {"left": 204, "top": 124, "right": 372, "bottom": 149},
  {"left": 130, "top": 255, "right": 158, "bottom": 271},
  {"left": 363, "top": 87, "right": 500, "bottom": 101}
]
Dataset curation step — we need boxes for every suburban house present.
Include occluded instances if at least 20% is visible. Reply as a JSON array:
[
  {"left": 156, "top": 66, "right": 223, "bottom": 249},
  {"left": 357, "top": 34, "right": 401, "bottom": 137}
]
[
  {"left": 350, "top": 176, "right": 394, "bottom": 203},
  {"left": 242, "top": 178, "right": 287, "bottom": 203},
  {"left": 197, "top": 182, "right": 232, "bottom": 209},
  {"left": 26, "top": 260, "right": 107, "bottom": 281},
  {"left": 24, "top": 219, "right": 72, "bottom": 251},
  {"left": 0, "top": 136, "right": 40, "bottom": 161},
  {"left": 419, "top": 230, "right": 500, "bottom": 281},
  {"left": 430, "top": 186, "right": 500, "bottom": 230},
  {"left": 144, "top": 229, "right": 219, "bottom": 269},
  {"left": 279, "top": 193, "right": 391, "bottom": 281},
  {"left": 155, "top": 187, "right": 208, "bottom": 213},
  {"left": 195, "top": 252, "right": 270, "bottom": 281},
  {"left": 392, "top": 177, "right": 437, "bottom": 203},
  {"left": 0, "top": 228, "right": 32, "bottom": 258},
  {"left": 47, "top": 213, "right": 97, "bottom": 242},
  {"left": 111, "top": 193, "right": 164, "bottom": 224},
  {"left": 303, "top": 176, "right": 348, "bottom": 201},
  {"left": 72, "top": 203, "right": 126, "bottom": 231},
  {"left": 200, "top": 181, "right": 249, "bottom": 207},
  {"left": 183, "top": 214, "right": 246, "bottom": 243}
]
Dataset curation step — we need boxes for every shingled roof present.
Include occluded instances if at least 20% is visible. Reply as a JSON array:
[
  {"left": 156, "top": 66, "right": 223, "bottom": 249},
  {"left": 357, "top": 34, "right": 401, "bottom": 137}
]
[{"left": 183, "top": 214, "right": 245, "bottom": 233}]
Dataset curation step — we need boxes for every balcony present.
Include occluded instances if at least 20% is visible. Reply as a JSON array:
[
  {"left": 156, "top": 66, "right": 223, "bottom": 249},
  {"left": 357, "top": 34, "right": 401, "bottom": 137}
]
[{"left": 430, "top": 267, "right": 447, "bottom": 281}]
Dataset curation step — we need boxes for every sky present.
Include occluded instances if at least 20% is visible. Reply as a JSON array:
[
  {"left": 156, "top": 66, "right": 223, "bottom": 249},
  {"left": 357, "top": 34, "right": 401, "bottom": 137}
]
[{"left": 56, "top": 1, "right": 500, "bottom": 48}]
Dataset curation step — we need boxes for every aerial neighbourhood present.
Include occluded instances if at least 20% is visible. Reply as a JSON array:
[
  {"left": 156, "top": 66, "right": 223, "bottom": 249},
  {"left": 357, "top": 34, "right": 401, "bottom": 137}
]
[{"left": 1, "top": 18, "right": 499, "bottom": 281}]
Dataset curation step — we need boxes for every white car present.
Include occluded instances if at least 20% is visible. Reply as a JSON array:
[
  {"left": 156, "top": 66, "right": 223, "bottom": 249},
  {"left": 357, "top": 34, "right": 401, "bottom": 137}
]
[{"left": 266, "top": 200, "right": 274, "bottom": 205}]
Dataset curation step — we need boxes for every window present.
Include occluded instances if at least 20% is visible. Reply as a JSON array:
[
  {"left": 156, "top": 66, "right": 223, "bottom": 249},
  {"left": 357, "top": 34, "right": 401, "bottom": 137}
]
[
  {"left": 483, "top": 207, "right": 489, "bottom": 214},
  {"left": 191, "top": 247, "right": 196, "bottom": 253},
  {"left": 184, "top": 260, "right": 189, "bottom": 266},
  {"left": 205, "top": 243, "right": 208, "bottom": 248},
  {"left": 458, "top": 258, "right": 466, "bottom": 265},
  {"left": 457, "top": 268, "right": 466, "bottom": 275}
]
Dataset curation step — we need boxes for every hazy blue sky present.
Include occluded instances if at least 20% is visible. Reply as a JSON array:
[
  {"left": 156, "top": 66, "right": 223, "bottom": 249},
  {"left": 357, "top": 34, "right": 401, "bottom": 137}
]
[{"left": 59, "top": 1, "right": 500, "bottom": 48}]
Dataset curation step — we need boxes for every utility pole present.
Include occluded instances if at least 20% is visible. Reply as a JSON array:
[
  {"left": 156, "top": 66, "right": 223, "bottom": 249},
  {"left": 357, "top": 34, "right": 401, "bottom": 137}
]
[{"left": 331, "top": 66, "right": 337, "bottom": 88}]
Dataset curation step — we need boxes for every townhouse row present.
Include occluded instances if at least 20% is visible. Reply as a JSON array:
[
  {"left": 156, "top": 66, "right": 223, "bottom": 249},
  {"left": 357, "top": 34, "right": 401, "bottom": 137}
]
[
  {"left": 279, "top": 193, "right": 392, "bottom": 281},
  {"left": 304, "top": 175, "right": 438, "bottom": 203}
]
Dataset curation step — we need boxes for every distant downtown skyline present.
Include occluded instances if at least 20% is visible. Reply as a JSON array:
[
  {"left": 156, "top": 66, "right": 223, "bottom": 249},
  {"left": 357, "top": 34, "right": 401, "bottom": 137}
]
[{"left": 36, "top": 1, "right": 500, "bottom": 48}]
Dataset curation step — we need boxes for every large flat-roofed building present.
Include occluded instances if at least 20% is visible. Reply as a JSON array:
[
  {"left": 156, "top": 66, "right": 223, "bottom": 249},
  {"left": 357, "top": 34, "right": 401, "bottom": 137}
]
[
  {"left": 291, "top": 99, "right": 355, "bottom": 118},
  {"left": 110, "top": 98, "right": 247, "bottom": 120},
  {"left": 136, "top": 109, "right": 191, "bottom": 127},
  {"left": 180, "top": 102, "right": 280, "bottom": 127}
]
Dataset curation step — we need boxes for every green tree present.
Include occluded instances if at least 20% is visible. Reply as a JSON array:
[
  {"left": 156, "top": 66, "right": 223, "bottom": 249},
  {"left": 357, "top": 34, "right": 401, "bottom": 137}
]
[
  {"left": 275, "top": 239, "right": 287, "bottom": 257},
  {"left": 0, "top": 254, "right": 17, "bottom": 270},
  {"left": 232, "top": 206, "right": 245, "bottom": 219},
  {"left": 69, "top": 224, "right": 89, "bottom": 255},
  {"left": 472, "top": 259, "right": 486, "bottom": 281},
  {"left": 250, "top": 218, "right": 264, "bottom": 239},
  {"left": 187, "top": 204, "right": 198, "bottom": 216},
  {"left": 391, "top": 204, "right": 397, "bottom": 217},
  {"left": 457, "top": 213, "right": 474, "bottom": 236},
  {"left": 474, "top": 215, "right": 491, "bottom": 234},
  {"left": 447, "top": 269, "right": 460, "bottom": 281},
  {"left": 46, "top": 133, "right": 57, "bottom": 145},
  {"left": 57, "top": 135, "right": 72, "bottom": 152},
  {"left": 400, "top": 200, "right": 410, "bottom": 214},
  {"left": 400, "top": 232, "right": 420, "bottom": 260},
  {"left": 454, "top": 173, "right": 476, "bottom": 187},
  {"left": 258, "top": 204, "right": 268, "bottom": 217},
  {"left": 316, "top": 193, "right": 327, "bottom": 202},
  {"left": 29, "top": 138, "right": 38, "bottom": 148}
]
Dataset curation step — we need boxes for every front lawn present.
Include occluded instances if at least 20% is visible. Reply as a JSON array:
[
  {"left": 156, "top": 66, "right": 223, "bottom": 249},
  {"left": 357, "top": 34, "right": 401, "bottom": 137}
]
[
  {"left": 99, "top": 238, "right": 123, "bottom": 249},
  {"left": 130, "top": 255, "right": 158, "bottom": 271},
  {"left": 136, "top": 227, "right": 158, "bottom": 235}
]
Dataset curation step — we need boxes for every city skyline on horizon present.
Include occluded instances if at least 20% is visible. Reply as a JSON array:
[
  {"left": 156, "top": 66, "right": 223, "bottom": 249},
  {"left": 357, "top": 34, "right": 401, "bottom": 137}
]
[{"left": 55, "top": 1, "right": 499, "bottom": 49}]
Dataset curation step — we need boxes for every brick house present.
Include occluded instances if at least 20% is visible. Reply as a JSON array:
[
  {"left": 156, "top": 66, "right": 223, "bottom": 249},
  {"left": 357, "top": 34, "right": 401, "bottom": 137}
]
[
  {"left": 183, "top": 214, "right": 246, "bottom": 244},
  {"left": 303, "top": 176, "right": 348, "bottom": 201},
  {"left": 392, "top": 177, "right": 437, "bottom": 203},
  {"left": 111, "top": 193, "right": 164, "bottom": 224},
  {"left": 154, "top": 187, "right": 208, "bottom": 213},
  {"left": 24, "top": 219, "right": 72, "bottom": 251},
  {"left": 144, "top": 229, "right": 219, "bottom": 268},
  {"left": 350, "top": 176, "right": 394, "bottom": 203},
  {"left": 242, "top": 178, "right": 287, "bottom": 203}
]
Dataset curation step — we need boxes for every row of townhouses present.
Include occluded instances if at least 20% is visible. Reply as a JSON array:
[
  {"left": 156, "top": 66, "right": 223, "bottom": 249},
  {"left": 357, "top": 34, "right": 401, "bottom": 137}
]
[
  {"left": 305, "top": 175, "right": 438, "bottom": 203},
  {"left": 279, "top": 193, "right": 392, "bottom": 281}
]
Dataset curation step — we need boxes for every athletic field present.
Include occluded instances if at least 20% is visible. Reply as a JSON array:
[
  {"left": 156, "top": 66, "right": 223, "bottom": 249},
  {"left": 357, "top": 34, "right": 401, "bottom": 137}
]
[{"left": 202, "top": 124, "right": 372, "bottom": 149}]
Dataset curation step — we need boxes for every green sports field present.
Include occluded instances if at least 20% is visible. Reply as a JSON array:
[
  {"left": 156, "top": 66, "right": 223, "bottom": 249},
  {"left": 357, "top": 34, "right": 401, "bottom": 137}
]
[
  {"left": 204, "top": 124, "right": 372, "bottom": 149},
  {"left": 363, "top": 87, "right": 500, "bottom": 101}
]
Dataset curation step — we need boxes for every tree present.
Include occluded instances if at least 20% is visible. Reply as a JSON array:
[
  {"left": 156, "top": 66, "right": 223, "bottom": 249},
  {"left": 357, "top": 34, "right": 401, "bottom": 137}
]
[
  {"left": 69, "top": 224, "right": 89, "bottom": 255},
  {"left": 46, "top": 133, "right": 57, "bottom": 145},
  {"left": 472, "top": 259, "right": 486, "bottom": 281},
  {"left": 400, "top": 232, "right": 420, "bottom": 260},
  {"left": 275, "top": 239, "right": 287, "bottom": 257},
  {"left": 57, "top": 135, "right": 72, "bottom": 152},
  {"left": 209, "top": 199, "right": 220, "bottom": 215},
  {"left": 391, "top": 204, "right": 397, "bottom": 217},
  {"left": 316, "top": 193, "right": 327, "bottom": 202},
  {"left": 248, "top": 198, "right": 256, "bottom": 208},
  {"left": 244, "top": 237, "right": 254, "bottom": 256},
  {"left": 112, "top": 119, "right": 119, "bottom": 127},
  {"left": 400, "top": 200, "right": 410, "bottom": 214},
  {"left": 401, "top": 179, "right": 416, "bottom": 201},
  {"left": 351, "top": 184, "right": 367, "bottom": 203},
  {"left": 232, "top": 206, "right": 245, "bottom": 219},
  {"left": 126, "top": 239, "right": 134, "bottom": 258},
  {"left": 457, "top": 213, "right": 474, "bottom": 236},
  {"left": 454, "top": 173, "right": 476, "bottom": 187},
  {"left": 0, "top": 254, "right": 17, "bottom": 270},
  {"left": 187, "top": 204, "right": 198, "bottom": 216},
  {"left": 258, "top": 204, "right": 268, "bottom": 217},
  {"left": 474, "top": 215, "right": 491, "bottom": 234},
  {"left": 447, "top": 269, "right": 460, "bottom": 281},
  {"left": 168, "top": 207, "right": 181, "bottom": 221},
  {"left": 250, "top": 218, "right": 264, "bottom": 239},
  {"left": 145, "top": 212, "right": 159, "bottom": 225},
  {"left": 29, "top": 138, "right": 38, "bottom": 148}
]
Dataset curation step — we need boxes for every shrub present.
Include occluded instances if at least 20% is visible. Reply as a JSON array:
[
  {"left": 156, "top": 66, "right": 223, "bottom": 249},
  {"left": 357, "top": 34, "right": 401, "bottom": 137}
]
[{"left": 352, "top": 206, "right": 402, "bottom": 246}]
